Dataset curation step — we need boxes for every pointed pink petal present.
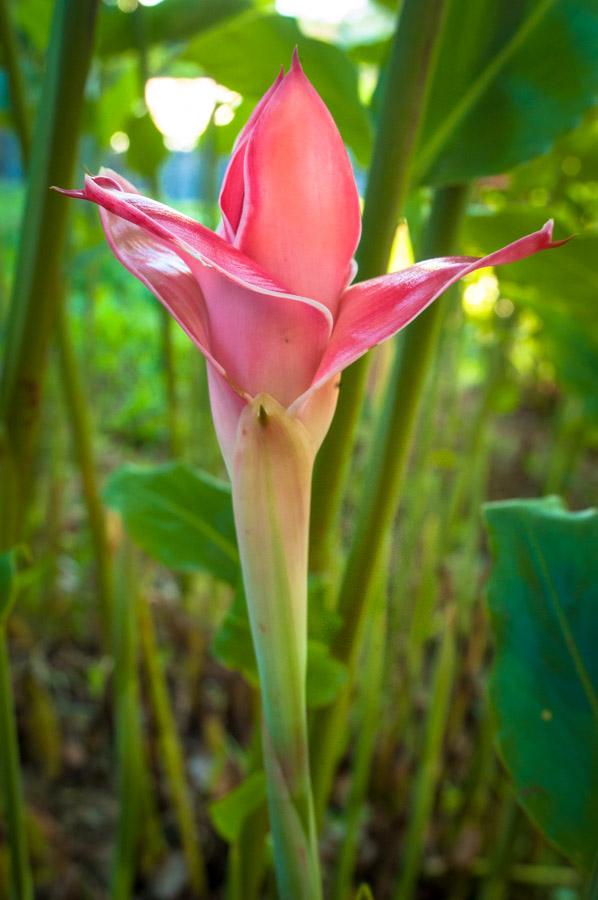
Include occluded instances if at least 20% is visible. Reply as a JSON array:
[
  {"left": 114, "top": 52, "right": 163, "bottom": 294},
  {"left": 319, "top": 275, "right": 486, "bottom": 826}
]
[
  {"left": 219, "top": 68, "right": 284, "bottom": 242},
  {"left": 58, "top": 170, "right": 333, "bottom": 406},
  {"left": 310, "top": 221, "right": 565, "bottom": 391},
  {"left": 234, "top": 52, "right": 361, "bottom": 312},
  {"left": 64, "top": 170, "right": 291, "bottom": 295},
  {"left": 56, "top": 175, "right": 227, "bottom": 378}
]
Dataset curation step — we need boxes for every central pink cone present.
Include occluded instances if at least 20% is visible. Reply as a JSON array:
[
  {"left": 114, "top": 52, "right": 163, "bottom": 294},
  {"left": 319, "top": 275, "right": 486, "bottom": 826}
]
[{"left": 57, "top": 51, "right": 563, "bottom": 471}]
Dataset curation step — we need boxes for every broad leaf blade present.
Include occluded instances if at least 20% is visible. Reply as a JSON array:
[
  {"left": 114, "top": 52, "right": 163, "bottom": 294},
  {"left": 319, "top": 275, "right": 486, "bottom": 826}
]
[
  {"left": 483, "top": 496, "right": 598, "bottom": 871},
  {"left": 416, "top": 0, "right": 598, "bottom": 184},
  {"left": 103, "top": 463, "right": 238, "bottom": 583}
]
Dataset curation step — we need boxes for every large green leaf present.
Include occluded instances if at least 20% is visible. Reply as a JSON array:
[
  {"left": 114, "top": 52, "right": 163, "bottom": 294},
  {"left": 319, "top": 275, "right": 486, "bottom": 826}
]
[
  {"left": 103, "top": 463, "right": 239, "bottom": 583},
  {"left": 415, "top": 0, "right": 598, "bottom": 184},
  {"left": 483, "top": 496, "right": 598, "bottom": 871},
  {"left": 183, "top": 11, "right": 372, "bottom": 164}
]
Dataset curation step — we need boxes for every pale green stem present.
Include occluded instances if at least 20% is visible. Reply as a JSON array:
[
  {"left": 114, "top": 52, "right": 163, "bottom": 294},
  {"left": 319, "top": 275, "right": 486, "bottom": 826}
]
[
  {"left": 231, "top": 399, "right": 321, "bottom": 899},
  {"left": 309, "top": 0, "right": 449, "bottom": 577}
]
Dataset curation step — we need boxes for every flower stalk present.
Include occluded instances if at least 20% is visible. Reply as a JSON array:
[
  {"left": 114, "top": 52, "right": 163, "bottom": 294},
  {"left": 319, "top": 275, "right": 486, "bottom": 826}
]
[{"left": 231, "top": 395, "right": 322, "bottom": 899}]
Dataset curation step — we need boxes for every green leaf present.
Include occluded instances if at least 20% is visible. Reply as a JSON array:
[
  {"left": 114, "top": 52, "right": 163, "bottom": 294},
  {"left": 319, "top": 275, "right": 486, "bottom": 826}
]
[
  {"left": 183, "top": 11, "right": 372, "bottom": 164},
  {"left": 483, "top": 496, "right": 598, "bottom": 871},
  {"left": 125, "top": 111, "right": 168, "bottom": 180},
  {"left": 211, "top": 589, "right": 258, "bottom": 685},
  {"left": 355, "top": 885, "right": 375, "bottom": 900},
  {"left": 103, "top": 462, "right": 238, "bottom": 583},
  {"left": 416, "top": 0, "right": 598, "bottom": 184},
  {"left": 96, "top": 0, "right": 252, "bottom": 57},
  {"left": 94, "top": 60, "right": 138, "bottom": 148},
  {"left": 209, "top": 771, "right": 267, "bottom": 843},
  {"left": 212, "top": 588, "right": 347, "bottom": 707},
  {"left": 306, "top": 640, "right": 347, "bottom": 708}
]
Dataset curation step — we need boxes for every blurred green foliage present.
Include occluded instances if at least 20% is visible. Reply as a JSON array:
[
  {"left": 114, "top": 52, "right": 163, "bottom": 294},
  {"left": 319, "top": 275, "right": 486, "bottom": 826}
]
[{"left": 0, "top": 0, "right": 597, "bottom": 897}]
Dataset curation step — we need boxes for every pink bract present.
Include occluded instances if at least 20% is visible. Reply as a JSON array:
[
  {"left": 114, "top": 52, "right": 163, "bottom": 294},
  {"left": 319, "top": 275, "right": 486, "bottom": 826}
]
[{"left": 57, "top": 52, "right": 562, "bottom": 470}]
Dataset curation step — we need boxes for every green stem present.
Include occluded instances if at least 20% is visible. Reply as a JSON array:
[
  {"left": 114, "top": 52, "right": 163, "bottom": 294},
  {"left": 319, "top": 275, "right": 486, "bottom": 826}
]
[
  {"left": 0, "top": 0, "right": 30, "bottom": 166},
  {"left": 137, "top": 587, "right": 207, "bottom": 896},
  {"left": 55, "top": 303, "right": 114, "bottom": 644},
  {"left": 0, "top": 628, "right": 33, "bottom": 900},
  {"left": 332, "top": 581, "right": 387, "bottom": 900},
  {"left": 111, "top": 538, "right": 143, "bottom": 900},
  {"left": 309, "top": 0, "right": 449, "bottom": 576},
  {"left": 0, "top": 0, "right": 99, "bottom": 546},
  {"left": 311, "top": 185, "right": 468, "bottom": 823},
  {"left": 393, "top": 607, "right": 456, "bottom": 900},
  {"left": 231, "top": 398, "right": 321, "bottom": 899},
  {"left": 476, "top": 787, "right": 520, "bottom": 900}
]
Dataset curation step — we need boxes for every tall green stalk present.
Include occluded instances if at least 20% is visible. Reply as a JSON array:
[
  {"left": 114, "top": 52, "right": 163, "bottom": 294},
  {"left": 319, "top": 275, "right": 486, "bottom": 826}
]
[
  {"left": 0, "top": 552, "right": 32, "bottom": 900},
  {"left": 332, "top": 578, "right": 387, "bottom": 900},
  {"left": 111, "top": 538, "right": 144, "bottom": 900},
  {"left": 393, "top": 607, "right": 456, "bottom": 900},
  {"left": 137, "top": 587, "right": 207, "bottom": 896},
  {"left": 55, "top": 304, "right": 114, "bottom": 643},
  {"left": 311, "top": 185, "right": 469, "bottom": 822},
  {"left": 0, "top": 0, "right": 30, "bottom": 166},
  {"left": 0, "top": 0, "right": 99, "bottom": 546},
  {"left": 309, "top": 0, "right": 449, "bottom": 576}
]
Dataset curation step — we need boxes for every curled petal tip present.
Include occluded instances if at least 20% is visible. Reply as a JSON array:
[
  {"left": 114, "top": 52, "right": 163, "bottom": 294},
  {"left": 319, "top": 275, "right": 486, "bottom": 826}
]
[
  {"left": 542, "top": 218, "right": 573, "bottom": 249},
  {"left": 50, "top": 185, "right": 84, "bottom": 198}
]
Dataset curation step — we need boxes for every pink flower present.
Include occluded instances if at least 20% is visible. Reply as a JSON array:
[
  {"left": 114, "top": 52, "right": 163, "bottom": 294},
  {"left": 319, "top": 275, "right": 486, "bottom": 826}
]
[{"left": 58, "top": 52, "right": 561, "bottom": 470}]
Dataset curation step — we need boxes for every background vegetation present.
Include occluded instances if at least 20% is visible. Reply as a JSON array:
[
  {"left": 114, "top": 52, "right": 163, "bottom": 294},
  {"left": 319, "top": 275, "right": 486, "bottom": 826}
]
[{"left": 0, "top": 0, "right": 596, "bottom": 898}]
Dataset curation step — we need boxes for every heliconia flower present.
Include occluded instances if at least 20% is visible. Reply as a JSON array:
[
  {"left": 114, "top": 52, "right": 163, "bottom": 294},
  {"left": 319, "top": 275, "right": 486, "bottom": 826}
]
[{"left": 57, "top": 51, "right": 561, "bottom": 474}]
